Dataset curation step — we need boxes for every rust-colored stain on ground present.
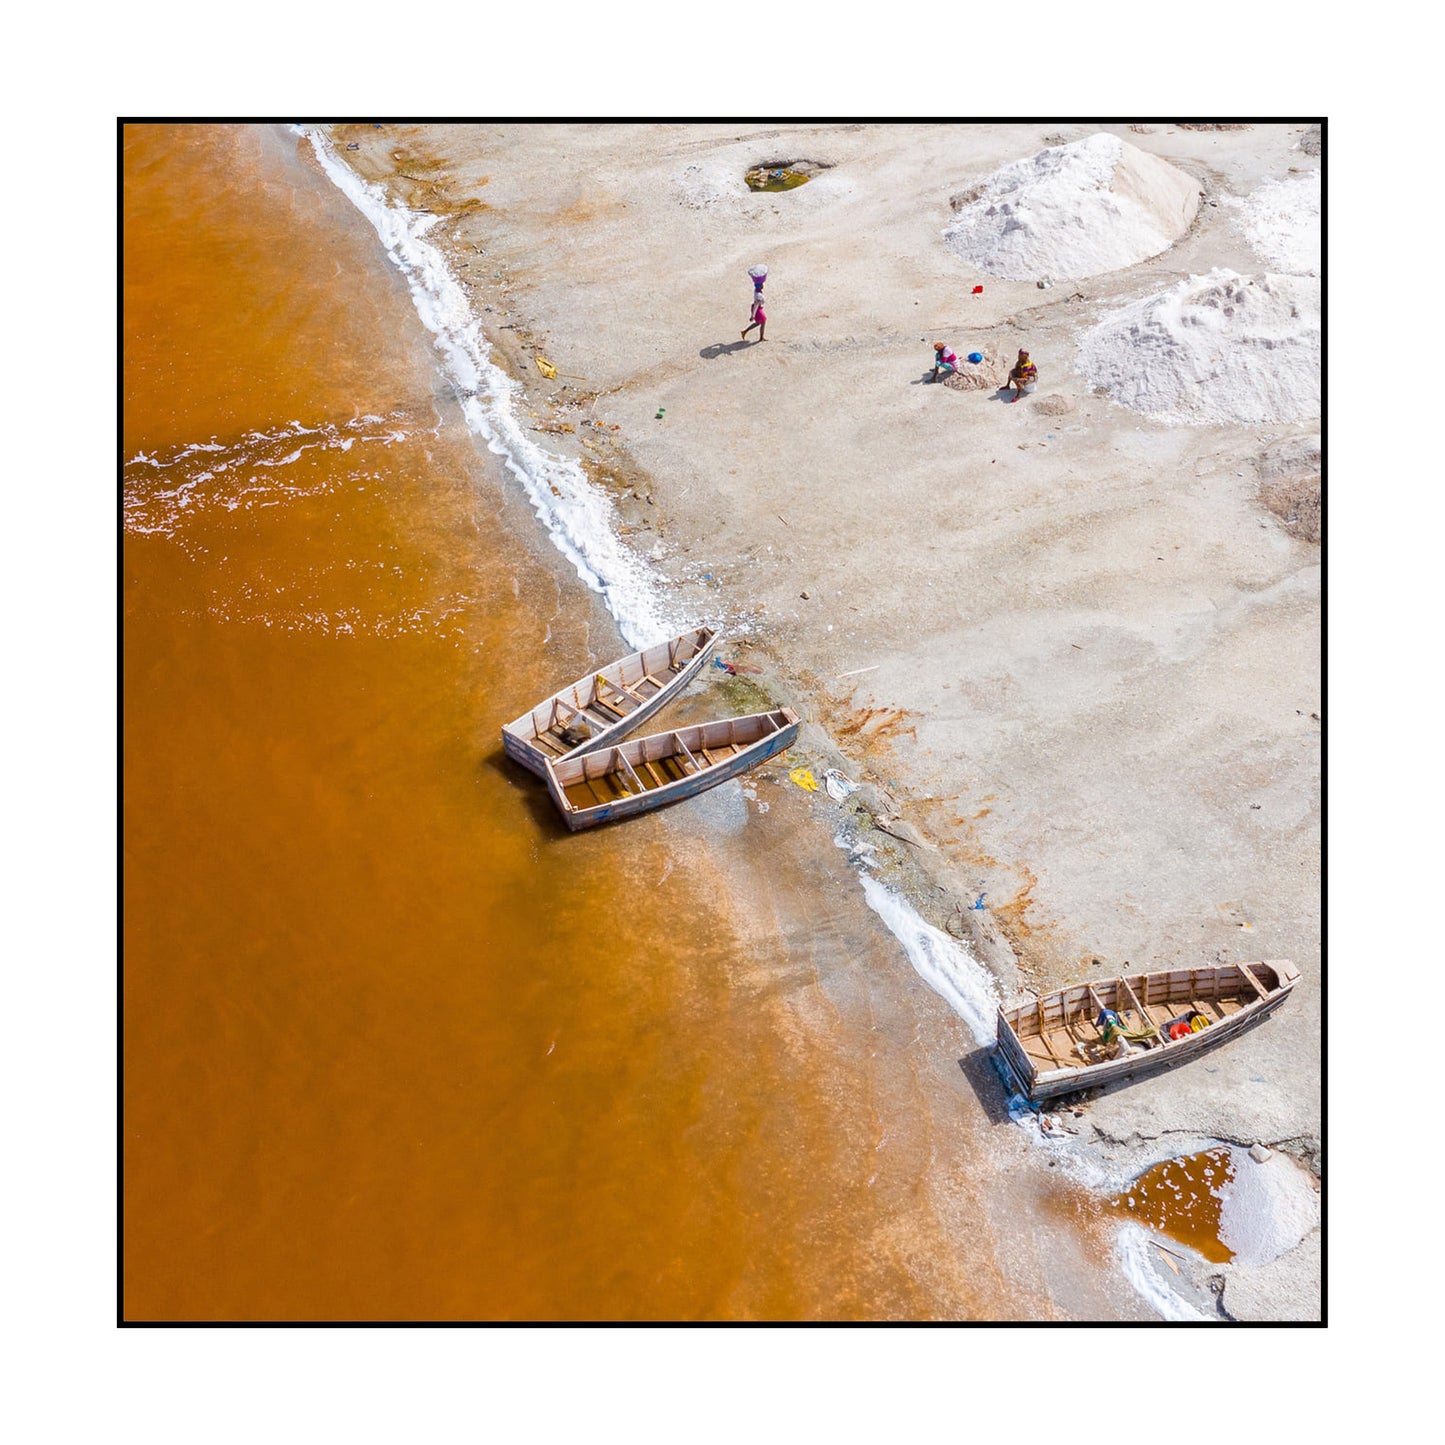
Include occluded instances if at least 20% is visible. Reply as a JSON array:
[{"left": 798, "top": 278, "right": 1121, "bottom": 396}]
[
  {"left": 834, "top": 705, "right": 916, "bottom": 747},
  {"left": 793, "top": 681, "right": 922, "bottom": 773},
  {"left": 991, "top": 866, "right": 1047, "bottom": 940},
  {"left": 377, "top": 142, "right": 493, "bottom": 217},
  {"left": 805, "top": 684, "right": 1058, "bottom": 969},
  {"left": 554, "top": 194, "right": 624, "bottom": 226},
  {"left": 389, "top": 140, "right": 451, "bottom": 176}
]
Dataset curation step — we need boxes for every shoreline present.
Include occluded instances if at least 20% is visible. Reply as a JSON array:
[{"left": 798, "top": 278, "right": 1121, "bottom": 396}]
[{"left": 318, "top": 121, "right": 1321, "bottom": 1320}]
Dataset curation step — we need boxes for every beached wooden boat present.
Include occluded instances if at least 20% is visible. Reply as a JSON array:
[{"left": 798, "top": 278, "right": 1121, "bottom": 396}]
[
  {"left": 544, "top": 709, "right": 800, "bottom": 830},
  {"left": 995, "top": 960, "right": 1300, "bottom": 1102},
  {"left": 501, "top": 626, "right": 718, "bottom": 779}
]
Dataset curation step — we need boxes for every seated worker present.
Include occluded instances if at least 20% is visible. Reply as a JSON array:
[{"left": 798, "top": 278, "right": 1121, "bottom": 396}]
[
  {"left": 930, "top": 342, "right": 958, "bottom": 382},
  {"left": 1005, "top": 348, "right": 1037, "bottom": 401}
]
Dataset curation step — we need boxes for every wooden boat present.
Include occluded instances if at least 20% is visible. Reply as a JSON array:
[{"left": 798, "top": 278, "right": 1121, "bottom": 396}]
[
  {"left": 544, "top": 709, "right": 800, "bottom": 830},
  {"left": 501, "top": 626, "right": 718, "bottom": 779},
  {"left": 995, "top": 960, "right": 1300, "bottom": 1102}
]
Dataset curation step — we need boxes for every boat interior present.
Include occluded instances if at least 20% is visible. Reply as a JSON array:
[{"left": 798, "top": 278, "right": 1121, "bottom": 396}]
[
  {"left": 1003, "top": 964, "right": 1285, "bottom": 1076},
  {"left": 524, "top": 632, "right": 712, "bottom": 761},
  {"left": 553, "top": 711, "right": 793, "bottom": 811}
]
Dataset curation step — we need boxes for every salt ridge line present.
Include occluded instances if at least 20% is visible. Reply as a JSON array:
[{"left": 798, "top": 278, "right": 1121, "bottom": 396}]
[
  {"left": 857, "top": 873, "right": 1128, "bottom": 1189},
  {"left": 302, "top": 127, "right": 677, "bottom": 651}
]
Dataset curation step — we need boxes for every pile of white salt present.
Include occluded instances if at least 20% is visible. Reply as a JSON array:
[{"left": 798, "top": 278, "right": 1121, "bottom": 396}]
[
  {"left": 1218, "top": 1148, "right": 1319, "bottom": 1266},
  {"left": 1237, "top": 168, "right": 1320, "bottom": 277},
  {"left": 1075, "top": 268, "right": 1321, "bottom": 425},
  {"left": 943, "top": 133, "right": 1200, "bottom": 281}
]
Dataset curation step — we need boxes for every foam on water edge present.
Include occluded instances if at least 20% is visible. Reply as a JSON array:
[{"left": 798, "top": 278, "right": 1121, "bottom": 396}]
[
  {"left": 856, "top": 871, "right": 1001, "bottom": 1048},
  {"left": 303, "top": 128, "right": 677, "bottom": 651},
  {"left": 125, "top": 417, "right": 411, "bottom": 541},
  {"left": 1114, "top": 1223, "right": 1213, "bottom": 1322}
]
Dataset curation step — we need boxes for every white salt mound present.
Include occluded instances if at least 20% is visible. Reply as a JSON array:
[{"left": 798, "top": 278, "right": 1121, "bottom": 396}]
[
  {"left": 1238, "top": 169, "right": 1320, "bottom": 276},
  {"left": 1218, "top": 1148, "right": 1319, "bottom": 1266},
  {"left": 944, "top": 134, "right": 1200, "bottom": 281},
  {"left": 1076, "top": 268, "right": 1320, "bottom": 425}
]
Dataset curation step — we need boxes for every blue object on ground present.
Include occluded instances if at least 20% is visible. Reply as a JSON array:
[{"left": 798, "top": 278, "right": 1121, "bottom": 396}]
[{"left": 967, "top": 352, "right": 984, "bottom": 364}]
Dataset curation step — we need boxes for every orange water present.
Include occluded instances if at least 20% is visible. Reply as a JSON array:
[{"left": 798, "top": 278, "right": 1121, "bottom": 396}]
[
  {"left": 1105, "top": 1148, "right": 1236, "bottom": 1264},
  {"left": 123, "top": 123, "right": 1120, "bottom": 1321}
]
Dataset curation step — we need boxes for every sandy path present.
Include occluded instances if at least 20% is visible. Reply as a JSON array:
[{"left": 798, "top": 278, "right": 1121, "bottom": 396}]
[{"left": 331, "top": 121, "right": 1321, "bottom": 1319}]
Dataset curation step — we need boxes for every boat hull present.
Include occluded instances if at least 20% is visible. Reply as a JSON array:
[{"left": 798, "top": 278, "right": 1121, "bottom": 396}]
[
  {"left": 501, "top": 627, "right": 718, "bottom": 779},
  {"left": 995, "top": 961, "right": 1300, "bottom": 1102},
  {"left": 545, "top": 709, "right": 799, "bottom": 830}
]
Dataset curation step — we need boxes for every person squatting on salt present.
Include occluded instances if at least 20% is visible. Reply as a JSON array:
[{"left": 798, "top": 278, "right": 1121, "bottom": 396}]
[{"left": 1006, "top": 348, "right": 1037, "bottom": 401}]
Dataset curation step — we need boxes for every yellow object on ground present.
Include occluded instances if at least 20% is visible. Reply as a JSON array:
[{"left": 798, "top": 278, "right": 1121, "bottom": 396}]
[
  {"left": 535, "top": 356, "right": 558, "bottom": 379},
  {"left": 790, "top": 767, "right": 819, "bottom": 791}
]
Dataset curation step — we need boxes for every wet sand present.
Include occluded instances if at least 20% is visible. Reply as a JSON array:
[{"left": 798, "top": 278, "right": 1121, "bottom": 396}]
[{"left": 325, "top": 121, "right": 1321, "bottom": 1319}]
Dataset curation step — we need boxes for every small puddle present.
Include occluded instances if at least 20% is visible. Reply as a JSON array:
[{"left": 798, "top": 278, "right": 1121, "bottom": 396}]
[
  {"left": 746, "top": 167, "right": 810, "bottom": 192},
  {"left": 746, "top": 161, "right": 823, "bottom": 192},
  {"left": 1104, "top": 1147, "right": 1235, "bottom": 1263}
]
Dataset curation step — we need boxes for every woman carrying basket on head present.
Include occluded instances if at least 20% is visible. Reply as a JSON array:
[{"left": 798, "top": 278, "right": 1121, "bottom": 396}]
[{"left": 742, "top": 289, "right": 767, "bottom": 343}]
